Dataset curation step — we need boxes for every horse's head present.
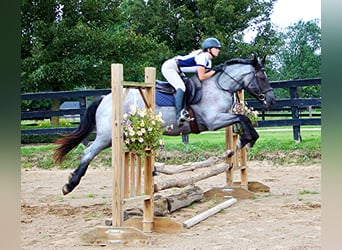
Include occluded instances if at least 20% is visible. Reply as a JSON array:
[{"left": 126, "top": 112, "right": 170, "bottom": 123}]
[{"left": 244, "top": 55, "right": 275, "bottom": 109}]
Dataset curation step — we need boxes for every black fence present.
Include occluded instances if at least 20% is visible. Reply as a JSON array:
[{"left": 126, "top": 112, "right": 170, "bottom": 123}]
[
  {"left": 246, "top": 78, "right": 321, "bottom": 141},
  {"left": 21, "top": 78, "right": 321, "bottom": 142},
  {"left": 21, "top": 89, "right": 111, "bottom": 136}
]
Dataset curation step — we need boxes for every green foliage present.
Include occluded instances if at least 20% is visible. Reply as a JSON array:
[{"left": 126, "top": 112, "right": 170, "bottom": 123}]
[
  {"left": 21, "top": 99, "right": 52, "bottom": 111},
  {"left": 277, "top": 20, "right": 321, "bottom": 80},
  {"left": 21, "top": 0, "right": 279, "bottom": 93},
  {"left": 21, "top": 0, "right": 320, "bottom": 99},
  {"left": 268, "top": 20, "right": 321, "bottom": 98},
  {"left": 124, "top": 0, "right": 277, "bottom": 61},
  {"left": 37, "top": 118, "right": 71, "bottom": 127},
  {"left": 21, "top": 0, "right": 171, "bottom": 92}
]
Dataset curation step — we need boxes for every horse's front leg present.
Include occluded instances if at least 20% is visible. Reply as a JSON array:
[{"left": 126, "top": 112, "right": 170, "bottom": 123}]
[
  {"left": 205, "top": 113, "right": 259, "bottom": 150},
  {"left": 235, "top": 114, "right": 259, "bottom": 149}
]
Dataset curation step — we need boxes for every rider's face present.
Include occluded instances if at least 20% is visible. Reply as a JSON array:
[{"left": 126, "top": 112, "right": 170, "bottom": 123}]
[{"left": 210, "top": 47, "right": 221, "bottom": 57}]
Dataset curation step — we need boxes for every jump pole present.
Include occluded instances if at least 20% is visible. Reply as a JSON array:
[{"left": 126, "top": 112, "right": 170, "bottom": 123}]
[{"left": 183, "top": 198, "right": 237, "bottom": 229}]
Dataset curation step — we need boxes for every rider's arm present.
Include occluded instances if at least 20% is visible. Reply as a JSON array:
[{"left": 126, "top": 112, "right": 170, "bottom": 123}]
[{"left": 197, "top": 65, "right": 216, "bottom": 81}]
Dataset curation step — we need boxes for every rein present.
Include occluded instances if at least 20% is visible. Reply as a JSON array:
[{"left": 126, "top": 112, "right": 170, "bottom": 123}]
[{"left": 215, "top": 63, "right": 272, "bottom": 101}]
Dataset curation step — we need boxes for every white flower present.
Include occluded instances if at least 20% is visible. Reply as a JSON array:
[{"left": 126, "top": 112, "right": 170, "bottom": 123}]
[{"left": 123, "top": 106, "right": 165, "bottom": 156}]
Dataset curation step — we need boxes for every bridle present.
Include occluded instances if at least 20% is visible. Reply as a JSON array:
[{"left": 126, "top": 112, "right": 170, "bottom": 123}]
[{"left": 215, "top": 63, "right": 273, "bottom": 102}]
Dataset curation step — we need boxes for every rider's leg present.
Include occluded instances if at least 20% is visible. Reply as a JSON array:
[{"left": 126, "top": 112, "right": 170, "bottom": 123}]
[
  {"left": 175, "top": 88, "right": 187, "bottom": 127},
  {"left": 161, "top": 59, "right": 189, "bottom": 127}
]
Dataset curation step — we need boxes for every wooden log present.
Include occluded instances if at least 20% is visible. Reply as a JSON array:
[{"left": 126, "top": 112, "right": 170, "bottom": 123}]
[
  {"left": 154, "top": 185, "right": 204, "bottom": 215},
  {"left": 154, "top": 163, "right": 229, "bottom": 191},
  {"left": 182, "top": 198, "right": 237, "bottom": 229},
  {"left": 155, "top": 151, "right": 233, "bottom": 175}
]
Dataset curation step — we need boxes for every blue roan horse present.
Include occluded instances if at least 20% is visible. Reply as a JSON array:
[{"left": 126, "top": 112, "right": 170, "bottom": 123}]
[{"left": 54, "top": 55, "right": 275, "bottom": 195}]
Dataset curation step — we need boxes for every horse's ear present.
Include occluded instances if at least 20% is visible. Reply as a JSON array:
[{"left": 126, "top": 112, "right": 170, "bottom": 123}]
[
  {"left": 252, "top": 54, "right": 258, "bottom": 65},
  {"left": 261, "top": 55, "right": 266, "bottom": 66}
]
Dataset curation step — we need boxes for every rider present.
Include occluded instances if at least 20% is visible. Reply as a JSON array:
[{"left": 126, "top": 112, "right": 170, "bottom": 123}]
[{"left": 161, "top": 37, "right": 224, "bottom": 127}]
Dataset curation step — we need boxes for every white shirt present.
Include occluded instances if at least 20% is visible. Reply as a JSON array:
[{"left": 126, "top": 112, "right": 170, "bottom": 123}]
[{"left": 175, "top": 50, "right": 212, "bottom": 73}]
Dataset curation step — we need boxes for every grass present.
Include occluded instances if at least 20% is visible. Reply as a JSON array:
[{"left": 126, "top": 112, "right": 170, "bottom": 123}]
[
  {"left": 21, "top": 126, "right": 321, "bottom": 169},
  {"left": 299, "top": 190, "right": 319, "bottom": 195},
  {"left": 82, "top": 212, "right": 101, "bottom": 219}
]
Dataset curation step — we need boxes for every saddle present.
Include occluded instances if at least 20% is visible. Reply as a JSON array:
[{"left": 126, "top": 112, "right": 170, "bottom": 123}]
[{"left": 155, "top": 75, "right": 203, "bottom": 107}]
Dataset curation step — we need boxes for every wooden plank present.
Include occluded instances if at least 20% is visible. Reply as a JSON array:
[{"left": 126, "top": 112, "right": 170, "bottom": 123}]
[
  {"left": 231, "top": 181, "right": 270, "bottom": 193},
  {"left": 182, "top": 198, "right": 237, "bottom": 229},
  {"left": 124, "top": 151, "right": 129, "bottom": 198},
  {"left": 204, "top": 187, "right": 254, "bottom": 200},
  {"left": 144, "top": 67, "right": 156, "bottom": 110},
  {"left": 129, "top": 153, "right": 136, "bottom": 197},
  {"left": 123, "top": 195, "right": 151, "bottom": 205},
  {"left": 225, "top": 126, "right": 234, "bottom": 186},
  {"left": 123, "top": 217, "right": 184, "bottom": 233},
  {"left": 136, "top": 157, "right": 142, "bottom": 195},
  {"left": 143, "top": 153, "right": 154, "bottom": 233},
  {"left": 122, "top": 81, "right": 154, "bottom": 88},
  {"left": 111, "top": 63, "right": 124, "bottom": 227},
  {"left": 82, "top": 226, "right": 150, "bottom": 245}
]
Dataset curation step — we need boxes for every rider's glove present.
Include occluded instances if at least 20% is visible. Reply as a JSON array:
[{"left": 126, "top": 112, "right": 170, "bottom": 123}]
[{"left": 212, "top": 64, "right": 224, "bottom": 73}]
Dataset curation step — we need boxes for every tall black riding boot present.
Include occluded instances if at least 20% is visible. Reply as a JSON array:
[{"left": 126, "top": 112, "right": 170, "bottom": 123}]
[{"left": 175, "top": 88, "right": 187, "bottom": 127}]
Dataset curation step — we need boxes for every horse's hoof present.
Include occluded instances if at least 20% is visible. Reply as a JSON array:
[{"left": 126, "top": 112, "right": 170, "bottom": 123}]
[{"left": 62, "top": 184, "right": 70, "bottom": 195}]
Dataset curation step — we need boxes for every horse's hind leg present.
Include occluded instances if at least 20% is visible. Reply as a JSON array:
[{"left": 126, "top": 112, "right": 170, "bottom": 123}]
[{"left": 62, "top": 136, "right": 111, "bottom": 195}]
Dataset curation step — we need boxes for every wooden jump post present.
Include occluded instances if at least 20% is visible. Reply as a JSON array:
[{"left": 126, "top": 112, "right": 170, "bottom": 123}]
[
  {"left": 93, "top": 64, "right": 182, "bottom": 245},
  {"left": 225, "top": 90, "right": 269, "bottom": 193},
  {"left": 111, "top": 64, "right": 155, "bottom": 232}
]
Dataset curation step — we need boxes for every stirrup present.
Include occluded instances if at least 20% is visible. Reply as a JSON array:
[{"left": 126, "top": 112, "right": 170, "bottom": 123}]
[
  {"left": 177, "top": 109, "right": 195, "bottom": 127},
  {"left": 180, "top": 109, "right": 195, "bottom": 122},
  {"left": 180, "top": 109, "right": 190, "bottom": 119}
]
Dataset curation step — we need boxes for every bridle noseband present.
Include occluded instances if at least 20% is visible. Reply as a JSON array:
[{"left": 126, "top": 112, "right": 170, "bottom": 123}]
[
  {"left": 215, "top": 63, "right": 273, "bottom": 102},
  {"left": 246, "top": 68, "right": 273, "bottom": 101}
]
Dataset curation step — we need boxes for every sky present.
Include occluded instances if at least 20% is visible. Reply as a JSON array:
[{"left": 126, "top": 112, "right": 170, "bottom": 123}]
[
  {"left": 270, "top": 0, "right": 321, "bottom": 28},
  {"left": 244, "top": 0, "right": 321, "bottom": 42}
]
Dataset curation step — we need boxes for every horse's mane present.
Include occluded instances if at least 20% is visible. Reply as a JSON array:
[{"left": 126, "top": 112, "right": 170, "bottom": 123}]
[{"left": 224, "top": 58, "right": 253, "bottom": 66}]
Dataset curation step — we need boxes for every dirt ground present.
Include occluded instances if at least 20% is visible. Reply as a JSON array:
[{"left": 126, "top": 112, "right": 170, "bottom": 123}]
[{"left": 21, "top": 160, "right": 321, "bottom": 250}]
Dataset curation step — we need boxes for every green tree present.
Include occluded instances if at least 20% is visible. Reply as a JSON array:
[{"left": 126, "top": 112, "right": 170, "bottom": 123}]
[
  {"left": 270, "top": 19, "right": 321, "bottom": 97},
  {"left": 272, "top": 19, "right": 321, "bottom": 80},
  {"left": 123, "top": 0, "right": 278, "bottom": 62},
  {"left": 22, "top": 0, "right": 281, "bottom": 94},
  {"left": 21, "top": 0, "right": 171, "bottom": 93}
]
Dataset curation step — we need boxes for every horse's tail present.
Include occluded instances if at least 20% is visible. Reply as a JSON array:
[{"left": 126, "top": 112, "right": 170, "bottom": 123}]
[{"left": 54, "top": 95, "right": 104, "bottom": 164}]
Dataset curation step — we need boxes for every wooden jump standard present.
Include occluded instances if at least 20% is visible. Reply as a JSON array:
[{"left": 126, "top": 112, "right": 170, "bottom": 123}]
[
  {"left": 93, "top": 64, "right": 182, "bottom": 245},
  {"left": 90, "top": 64, "right": 269, "bottom": 245},
  {"left": 226, "top": 90, "right": 270, "bottom": 193}
]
